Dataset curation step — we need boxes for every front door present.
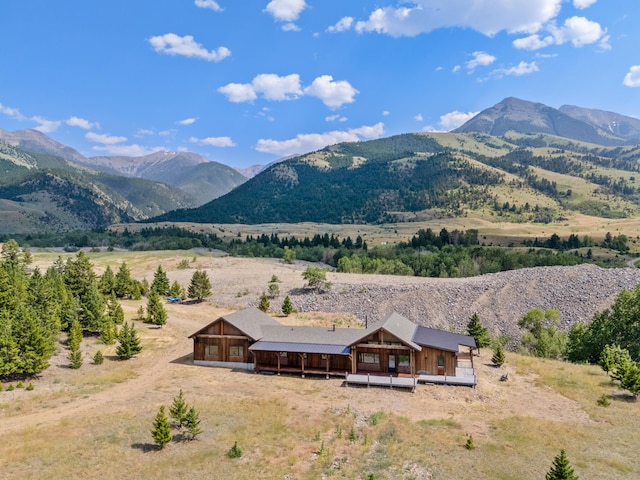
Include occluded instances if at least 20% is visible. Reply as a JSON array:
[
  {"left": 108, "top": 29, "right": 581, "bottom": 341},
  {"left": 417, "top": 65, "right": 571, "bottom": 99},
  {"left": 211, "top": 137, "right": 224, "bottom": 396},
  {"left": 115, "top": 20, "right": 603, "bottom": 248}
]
[{"left": 388, "top": 354, "right": 397, "bottom": 373}]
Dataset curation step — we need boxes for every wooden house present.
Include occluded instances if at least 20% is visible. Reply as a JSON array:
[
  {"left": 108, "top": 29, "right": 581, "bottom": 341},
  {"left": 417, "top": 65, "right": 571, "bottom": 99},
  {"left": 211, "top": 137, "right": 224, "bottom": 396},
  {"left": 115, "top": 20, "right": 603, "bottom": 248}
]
[{"left": 189, "top": 309, "right": 477, "bottom": 386}]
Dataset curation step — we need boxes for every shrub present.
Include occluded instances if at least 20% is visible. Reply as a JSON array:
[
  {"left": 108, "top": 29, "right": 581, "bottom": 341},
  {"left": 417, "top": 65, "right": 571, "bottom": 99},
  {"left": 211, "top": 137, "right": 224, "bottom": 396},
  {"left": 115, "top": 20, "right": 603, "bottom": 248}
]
[
  {"left": 227, "top": 441, "right": 242, "bottom": 458},
  {"left": 26, "top": 382, "right": 34, "bottom": 391},
  {"left": 16, "top": 381, "right": 24, "bottom": 389},
  {"left": 465, "top": 434, "right": 475, "bottom": 450},
  {"left": 93, "top": 350, "right": 104, "bottom": 365},
  {"left": 7, "top": 384, "right": 14, "bottom": 391},
  {"left": 597, "top": 394, "right": 610, "bottom": 407}
]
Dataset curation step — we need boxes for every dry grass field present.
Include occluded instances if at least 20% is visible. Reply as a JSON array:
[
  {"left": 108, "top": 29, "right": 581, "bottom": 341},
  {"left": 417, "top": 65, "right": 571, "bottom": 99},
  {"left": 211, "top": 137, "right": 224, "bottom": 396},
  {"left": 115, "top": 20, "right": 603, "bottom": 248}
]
[{"left": 2, "top": 251, "right": 640, "bottom": 479}]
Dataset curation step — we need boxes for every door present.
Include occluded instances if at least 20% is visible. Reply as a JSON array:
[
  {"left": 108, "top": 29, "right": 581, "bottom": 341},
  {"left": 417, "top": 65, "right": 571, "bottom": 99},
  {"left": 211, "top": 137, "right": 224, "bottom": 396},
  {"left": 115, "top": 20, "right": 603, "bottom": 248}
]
[{"left": 388, "top": 354, "right": 397, "bottom": 373}]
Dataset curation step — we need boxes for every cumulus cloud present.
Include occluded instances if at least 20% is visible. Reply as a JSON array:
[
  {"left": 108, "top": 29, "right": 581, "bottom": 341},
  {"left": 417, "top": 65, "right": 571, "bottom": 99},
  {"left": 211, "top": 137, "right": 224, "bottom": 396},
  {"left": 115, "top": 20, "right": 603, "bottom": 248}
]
[
  {"left": 439, "top": 110, "right": 478, "bottom": 130},
  {"left": 414, "top": 114, "right": 423, "bottom": 121},
  {"left": 91, "top": 144, "right": 162, "bottom": 156},
  {"left": 623, "top": 65, "right": 640, "bottom": 87},
  {"left": 31, "top": 116, "right": 61, "bottom": 133},
  {"left": 219, "top": 74, "right": 357, "bottom": 109},
  {"left": 189, "top": 136, "right": 235, "bottom": 147},
  {"left": 149, "top": 33, "right": 231, "bottom": 62},
  {"left": 282, "top": 23, "right": 301, "bottom": 32},
  {"left": 264, "top": 0, "right": 306, "bottom": 22},
  {"left": 194, "top": 0, "right": 222, "bottom": 11},
  {"left": 303, "top": 75, "right": 359, "bottom": 109},
  {"left": 325, "top": 114, "right": 347, "bottom": 122},
  {"left": 177, "top": 118, "right": 197, "bottom": 126},
  {"left": 573, "top": 0, "right": 597, "bottom": 9},
  {"left": 514, "top": 16, "right": 607, "bottom": 49},
  {"left": 452, "top": 65, "right": 461, "bottom": 73},
  {"left": 466, "top": 51, "right": 496, "bottom": 72},
  {"left": 354, "top": 0, "right": 562, "bottom": 38},
  {"left": 86, "top": 132, "right": 127, "bottom": 144},
  {"left": 66, "top": 116, "right": 98, "bottom": 130},
  {"left": 492, "top": 61, "right": 540, "bottom": 77},
  {"left": 255, "top": 122, "right": 384, "bottom": 156},
  {"left": 0, "top": 103, "right": 24, "bottom": 119},
  {"left": 327, "top": 17, "right": 354, "bottom": 33}
]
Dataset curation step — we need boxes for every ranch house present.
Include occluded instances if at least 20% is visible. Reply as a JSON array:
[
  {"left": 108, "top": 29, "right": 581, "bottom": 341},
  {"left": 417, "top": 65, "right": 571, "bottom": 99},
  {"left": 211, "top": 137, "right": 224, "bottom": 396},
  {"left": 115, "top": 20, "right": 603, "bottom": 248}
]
[{"left": 189, "top": 308, "right": 477, "bottom": 388}]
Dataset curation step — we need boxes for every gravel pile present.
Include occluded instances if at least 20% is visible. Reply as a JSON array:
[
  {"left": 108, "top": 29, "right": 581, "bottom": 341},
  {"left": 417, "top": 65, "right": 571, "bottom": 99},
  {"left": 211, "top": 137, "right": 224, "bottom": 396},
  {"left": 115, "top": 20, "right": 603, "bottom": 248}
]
[{"left": 287, "top": 264, "right": 640, "bottom": 343}]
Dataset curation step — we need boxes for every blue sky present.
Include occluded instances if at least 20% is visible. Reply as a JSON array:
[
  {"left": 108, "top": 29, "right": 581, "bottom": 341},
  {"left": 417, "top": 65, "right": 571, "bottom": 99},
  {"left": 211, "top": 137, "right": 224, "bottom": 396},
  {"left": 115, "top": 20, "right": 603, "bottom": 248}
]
[{"left": 1, "top": 0, "right": 638, "bottom": 168}]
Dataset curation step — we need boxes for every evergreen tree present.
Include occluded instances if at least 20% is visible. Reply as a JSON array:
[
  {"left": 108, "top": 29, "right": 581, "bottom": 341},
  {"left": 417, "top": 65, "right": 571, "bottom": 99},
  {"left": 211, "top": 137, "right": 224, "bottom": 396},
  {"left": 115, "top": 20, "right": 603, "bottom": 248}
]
[
  {"left": 114, "top": 262, "right": 135, "bottom": 298},
  {"left": 69, "top": 348, "right": 83, "bottom": 369},
  {"left": 282, "top": 295, "right": 294, "bottom": 316},
  {"left": 151, "top": 266, "right": 170, "bottom": 296},
  {"left": 68, "top": 318, "right": 83, "bottom": 351},
  {"left": 136, "top": 305, "right": 146, "bottom": 321},
  {"left": 267, "top": 282, "right": 280, "bottom": 298},
  {"left": 93, "top": 350, "right": 104, "bottom": 365},
  {"left": 146, "top": 290, "right": 167, "bottom": 326},
  {"left": 116, "top": 322, "right": 142, "bottom": 359},
  {"left": 545, "top": 449, "right": 578, "bottom": 480},
  {"left": 98, "top": 265, "right": 116, "bottom": 296},
  {"left": 258, "top": 292, "right": 270, "bottom": 313},
  {"left": 169, "top": 389, "right": 189, "bottom": 428},
  {"left": 183, "top": 406, "right": 203, "bottom": 440},
  {"left": 79, "top": 282, "right": 106, "bottom": 334},
  {"left": 168, "top": 280, "right": 185, "bottom": 299},
  {"left": 151, "top": 406, "right": 172, "bottom": 449},
  {"left": 100, "top": 318, "right": 118, "bottom": 345},
  {"left": 106, "top": 293, "right": 125, "bottom": 325},
  {"left": 467, "top": 313, "right": 491, "bottom": 352},
  {"left": 491, "top": 343, "right": 506, "bottom": 367},
  {"left": 187, "top": 269, "right": 211, "bottom": 303}
]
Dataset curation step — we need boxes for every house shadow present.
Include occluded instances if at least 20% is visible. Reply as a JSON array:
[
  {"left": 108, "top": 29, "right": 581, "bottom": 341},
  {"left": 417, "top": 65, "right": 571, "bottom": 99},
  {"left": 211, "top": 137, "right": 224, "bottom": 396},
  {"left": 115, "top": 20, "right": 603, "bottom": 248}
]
[
  {"left": 610, "top": 392, "right": 638, "bottom": 403},
  {"left": 170, "top": 353, "right": 194, "bottom": 365},
  {"left": 131, "top": 442, "right": 159, "bottom": 453}
]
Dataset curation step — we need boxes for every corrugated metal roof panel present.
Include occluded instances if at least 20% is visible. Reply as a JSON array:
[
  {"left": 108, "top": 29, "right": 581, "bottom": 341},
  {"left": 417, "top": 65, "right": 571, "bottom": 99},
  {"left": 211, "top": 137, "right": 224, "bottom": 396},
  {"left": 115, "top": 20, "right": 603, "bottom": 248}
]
[
  {"left": 412, "top": 326, "right": 477, "bottom": 352},
  {"left": 249, "top": 341, "right": 351, "bottom": 355}
]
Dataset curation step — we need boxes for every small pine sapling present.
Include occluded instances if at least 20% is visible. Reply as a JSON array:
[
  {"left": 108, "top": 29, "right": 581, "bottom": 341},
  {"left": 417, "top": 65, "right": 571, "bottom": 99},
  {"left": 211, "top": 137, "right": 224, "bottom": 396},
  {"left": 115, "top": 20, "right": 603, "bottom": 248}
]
[
  {"left": 182, "top": 406, "right": 203, "bottom": 440},
  {"left": 151, "top": 406, "right": 172, "bottom": 449},
  {"left": 169, "top": 389, "right": 189, "bottom": 428},
  {"left": 93, "top": 350, "right": 104, "bottom": 365},
  {"left": 26, "top": 382, "right": 34, "bottom": 391},
  {"left": 492, "top": 343, "right": 506, "bottom": 367},
  {"left": 258, "top": 292, "right": 270, "bottom": 313},
  {"left": 69, "top": 348, "right": 83, "bottom": 369},
  {"left": 465, "top": 434, "right": 475, "bottom": 450},
  {"left": 545, "top": 449, "right": 579, "bottom": 480},
  {"left": 227, "top": 441, "right": 242, "bottom": 458},
  {"left": 281, "top": 295, "right": 294, "bottom": 316}
]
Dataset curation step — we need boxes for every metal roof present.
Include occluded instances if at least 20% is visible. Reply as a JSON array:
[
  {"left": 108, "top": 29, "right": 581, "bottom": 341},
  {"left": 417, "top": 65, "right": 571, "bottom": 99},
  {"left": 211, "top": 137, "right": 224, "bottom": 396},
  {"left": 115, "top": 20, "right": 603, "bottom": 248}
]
[
  {"left": 189, "top": 307, "right": 280, "bottom": 341},
  {"left": 258, "top": 325, "right": 366, "bottom": 345},
  {"left": 364, "top": 312, "right": 421, "bottom": 350},
  {"left": 412, "top": 326, "right": 477, "bottom": 352},
  {"left": 249, "top": 341, "right": 351, "bottom": 355}
]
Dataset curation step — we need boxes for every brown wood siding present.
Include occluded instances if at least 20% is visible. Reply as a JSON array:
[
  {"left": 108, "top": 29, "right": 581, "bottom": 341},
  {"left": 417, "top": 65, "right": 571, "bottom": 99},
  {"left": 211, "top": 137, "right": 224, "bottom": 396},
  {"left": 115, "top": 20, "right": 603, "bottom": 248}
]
[
  {"left": 192, "top": 319, "right": 252, "bottom": 363},
  {"left": 415, "top": 347, "right": 456, "bottom": 376}
]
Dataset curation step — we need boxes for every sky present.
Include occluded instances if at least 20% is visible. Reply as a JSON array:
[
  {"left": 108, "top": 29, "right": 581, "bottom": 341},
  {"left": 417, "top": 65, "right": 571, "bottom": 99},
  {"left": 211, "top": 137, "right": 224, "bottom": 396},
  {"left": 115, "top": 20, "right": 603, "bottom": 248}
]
[{"left": 1, "top": 0, "right": 639, "bottom": 169}]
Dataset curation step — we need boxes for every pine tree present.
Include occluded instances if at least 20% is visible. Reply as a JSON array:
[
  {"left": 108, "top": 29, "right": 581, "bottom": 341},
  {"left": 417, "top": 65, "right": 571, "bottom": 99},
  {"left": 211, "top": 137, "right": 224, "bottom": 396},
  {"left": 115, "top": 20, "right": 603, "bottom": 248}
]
[
  {"left": 282, "top": 295, "right": 294, "bottom": 316},
  {"left": 98, "top": 265, "right": 116, "bottom": 296},
  {"left": 492, "top": 343, "right": 506, "bottom": 367},
  {"left": 100, "top": 318, "right": 118, "bottom": 345},
  {"left": 467, "top": 312, "right": 491, "bottom": 353},
  {"left": 183, "top": 406, "right": 203, "bottom": 440},
  {"left": 146, "top": 290, "right": 167, "bottom": 327},
  {"left": 116, "top": 322, "right": 142, "bottom": 359},
  {"left": 545, "top": 449, "right": 579, "bottom": 480},
  {"left": 68, "top": 319, "right": 83, "bottom": 352},
  {"left": 114, "top": 262, "right": 135, "bottom": 298},
  {"left": 227, "top": 441, "right": 242, "bottom": 458},
  {"left": 151, "top": 266, "right": 170, "bottom": 296},
  {"left": 169, "top": 389, "right": 189, "bottom": 428},
  {"left": 168, "top": 280, "right": 185, "bottom": 300},
  {"left": 258, "top": 292, "right": 270, "bottom": 313},
  {"left": 187, "top": 269, "right": 211, "bottom": 303},
  {"left": 93, "top": 350, "right": 104, "bottom": 365},
  {"left": 106, "top": 293, "right": 124, "bottom": 325},
  {"left": 136, "top": 305, "right": 145, "bottom": 321},
  {"left": 69, "top": 348, "right": 83, "bottom": 369},
  {"left": 151, "top": 406, "right": 172, "bottom": 449}
]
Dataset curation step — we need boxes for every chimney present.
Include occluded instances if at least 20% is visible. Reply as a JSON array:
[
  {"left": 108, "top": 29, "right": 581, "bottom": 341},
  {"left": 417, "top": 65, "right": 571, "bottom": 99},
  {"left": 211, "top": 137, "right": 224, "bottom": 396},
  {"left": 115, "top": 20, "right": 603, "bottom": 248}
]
[{"left": 332, "top": 323, "right": 336, "bottom": 332}]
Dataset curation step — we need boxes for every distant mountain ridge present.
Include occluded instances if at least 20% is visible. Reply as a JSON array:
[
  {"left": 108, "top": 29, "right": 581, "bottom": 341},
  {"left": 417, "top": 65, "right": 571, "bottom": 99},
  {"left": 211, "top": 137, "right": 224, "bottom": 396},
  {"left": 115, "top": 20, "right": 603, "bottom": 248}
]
[{"left": 453, "top": 97, "right": 637, "bottom": 145}]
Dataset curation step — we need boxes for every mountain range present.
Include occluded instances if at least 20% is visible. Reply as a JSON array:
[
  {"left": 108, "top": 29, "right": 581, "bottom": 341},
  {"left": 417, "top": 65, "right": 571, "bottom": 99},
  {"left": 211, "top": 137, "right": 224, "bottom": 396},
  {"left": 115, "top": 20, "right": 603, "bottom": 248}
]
[{"left": 1, "top": 97, "right": 639, "bottom": 233}]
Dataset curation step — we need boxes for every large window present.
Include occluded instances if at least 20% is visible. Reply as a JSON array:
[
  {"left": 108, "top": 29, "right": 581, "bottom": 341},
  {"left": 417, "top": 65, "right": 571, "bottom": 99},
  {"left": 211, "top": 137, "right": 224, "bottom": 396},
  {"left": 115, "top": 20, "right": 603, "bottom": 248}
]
[
  {"left": 398, "top": 355, "right": 410, "bottom": 367},
  {"left": 358, "top": 352, "right": 380, "bottom": 364},
  {"left": 229, "top": 345, "right": 243, "bottom": 357},
  {"left": 205, "top": 344, "right": 218, "bottom": 356}
]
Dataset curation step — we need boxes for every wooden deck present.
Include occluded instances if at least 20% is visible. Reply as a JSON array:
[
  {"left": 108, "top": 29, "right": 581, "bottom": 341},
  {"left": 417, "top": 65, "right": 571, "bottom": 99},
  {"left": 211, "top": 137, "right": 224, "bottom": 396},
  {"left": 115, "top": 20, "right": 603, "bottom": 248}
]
[{"left": 345, "top": 373, "right": 418, "bottom": 390}]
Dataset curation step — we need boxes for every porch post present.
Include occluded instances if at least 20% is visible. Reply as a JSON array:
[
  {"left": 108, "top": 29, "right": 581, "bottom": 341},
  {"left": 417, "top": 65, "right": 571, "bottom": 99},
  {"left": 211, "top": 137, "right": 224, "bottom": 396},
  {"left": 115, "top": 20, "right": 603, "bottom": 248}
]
[
  {"left": 277, "top": 352, "right": 281, "bottom": 375},
  {"left": 326, "top": 355, "right": 330, "bottom": 379},
  {"left": 300, "top": 353, "right": 305, "bottom": 378},
  {"left": 351, "top": 347, "right": 357, "bottom": 374}
]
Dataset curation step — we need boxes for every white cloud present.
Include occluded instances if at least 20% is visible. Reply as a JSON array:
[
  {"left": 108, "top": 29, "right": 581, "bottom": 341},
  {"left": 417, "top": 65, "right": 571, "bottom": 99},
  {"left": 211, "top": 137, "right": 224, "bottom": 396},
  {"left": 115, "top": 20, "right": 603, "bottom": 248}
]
[
  {"left": 466, "top": 51, "right": 496, "bottom": 72},
  {"left": 253, "top": 73, "right": 303, "bottom": 100},
  {"left": 66, "top": 116, "right": 98, "bottom": 130},
  {"left": 414, "top": 114, "right": 423, "bottom": 121},
  {"left": 31, "top": 116, "right": 61, "bottom": 133},
  {"left": 92, "top": 144, "right": 162, "bottom": 156},
  {"left": 0, "top": 103, "right": 24, "bottom": 119},
  {"left": 217, "top": 82, "right": 258, "bottom": 103},
  {"left": 325, "top": 114, "right": 347, "bottom": 122},
  {"left": 255, "top": 123, "right": 384, "bottom": 156},
  {"left": 514, "top": 16, "right": 607, "bottom": 49},
  {"left": 190, "top": 136, "right": 236, "bottom": 147},
  {"left": 148, "top": 33, "right": 231, "bottom": 62},
  {"left": 86, "top": 132, "right": 127, "bottom": 144},
  {"left": 354, "top": 0, "right": 562, "bottom": 38},
  {"left": 573, "top": 0, "right": 597, "bottom": 9},
  {"left": 220, "top": 74, "right": 358, "bottom": 108},
  {"left": 492, "top": 61, "right": 540, "bottom": 77},
  {"left": 282, "top": 23, "right": 301, "bottom": 32},
  {"left": 439, "top": 110, "right": 479, "bottom": 130},
  {"left": 382, "top": 110, "right": 390, "bottom": 116},
  {"left": 159, "top": 129, "right": 176, "bottom": 137},
  {"left": 303, "top": 75, "right": 359, "bottom": 109},
  {"left": 452, "top": 65, "right": 461, "bottom": 73},
  {"left": 327, "top": 17, "right": 354, "bottom": 33},
  {"left": 623, "top": 65, "right": 640, "bottom": 87},
  {"left": 194, "top": 0, "right": 222, "bottom": 11},
  {"left": 265, "top": 0, "right": 307, "bottom": 22},
  {"left": 177, "top": 118, "right": 197, "bottom": 125},
  {"left": 135, "top": 128, "right": 154, "bottom": 136}
]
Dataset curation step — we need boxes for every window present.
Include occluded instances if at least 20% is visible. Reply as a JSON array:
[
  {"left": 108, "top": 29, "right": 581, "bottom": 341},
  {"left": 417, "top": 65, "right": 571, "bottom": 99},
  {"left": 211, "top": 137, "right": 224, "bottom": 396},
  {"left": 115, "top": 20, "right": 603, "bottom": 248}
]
[
  {"left": 437, "top": 356, "right": 445, "bottom": 367},
  {"left": 229, "top": 345, "right": 243, "bottom": 357},
  {"left": 398, "top": 355, "right": 410, "bottom": 367},
  {"left": 358, "top": 352, "right": 380, "bottom": 364},
  {"left": 205, "top": 344, "right": 218, "bottom": 356}
]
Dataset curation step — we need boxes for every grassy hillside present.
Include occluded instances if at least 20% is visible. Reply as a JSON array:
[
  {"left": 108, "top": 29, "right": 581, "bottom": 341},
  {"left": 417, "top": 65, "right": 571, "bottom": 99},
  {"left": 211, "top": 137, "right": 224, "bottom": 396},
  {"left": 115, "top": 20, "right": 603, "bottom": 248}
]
[{"left": 154, "top": 132, "right": 640, "bottom": 226}]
